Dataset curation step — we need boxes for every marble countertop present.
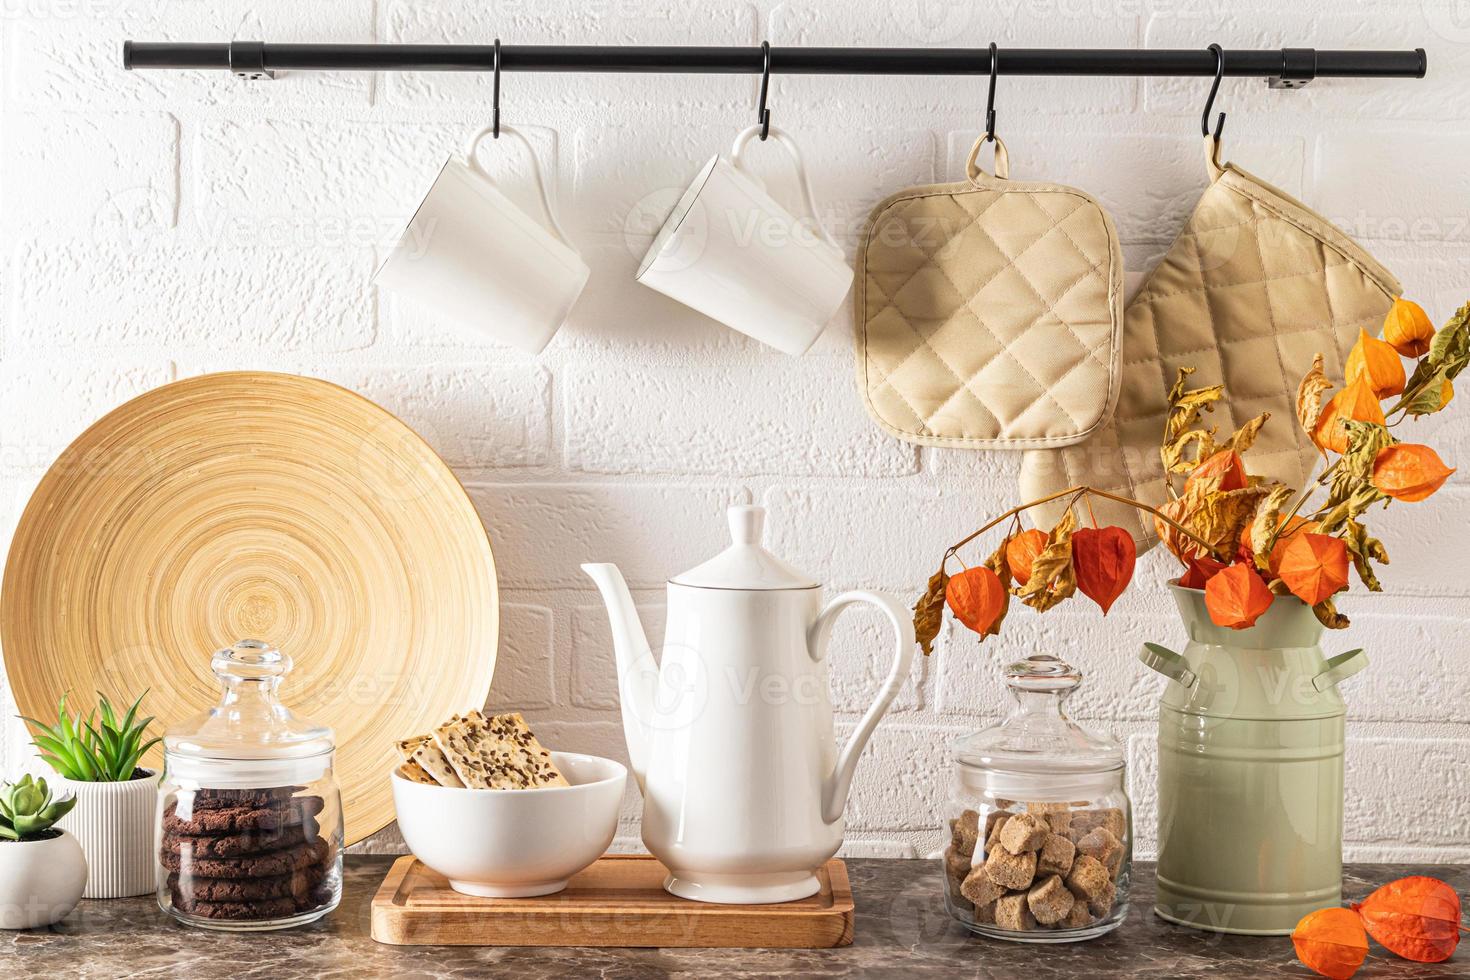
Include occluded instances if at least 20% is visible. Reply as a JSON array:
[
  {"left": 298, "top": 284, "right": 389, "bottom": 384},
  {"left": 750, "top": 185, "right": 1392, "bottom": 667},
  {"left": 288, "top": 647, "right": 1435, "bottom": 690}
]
[{"left": 3, "top": 858, "right": 1463, "bottom": 978}]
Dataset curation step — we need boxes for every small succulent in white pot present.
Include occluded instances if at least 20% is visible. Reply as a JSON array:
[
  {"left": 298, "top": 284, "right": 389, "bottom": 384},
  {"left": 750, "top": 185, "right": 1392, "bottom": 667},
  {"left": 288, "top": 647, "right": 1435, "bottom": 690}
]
[
  {"left": 23, "top": 693, "right": 161, "bottom": 898},
  {"left": 0, "top": 775, "right": 87, "bottom": 929}
]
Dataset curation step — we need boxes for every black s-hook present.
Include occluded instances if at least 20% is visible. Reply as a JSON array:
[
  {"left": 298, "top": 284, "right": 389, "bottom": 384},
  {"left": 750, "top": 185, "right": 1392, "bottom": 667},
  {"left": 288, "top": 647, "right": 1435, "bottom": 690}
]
[
  {"left": 1201, "top": 43, "right": 1226, "bottom": 140},
  {"left": 983, "top": 42, "right": 999, "bottom": 142},
  {"left": 757, "top": 41, "right": 772, "bottom": 140},
  {"left": 492, "top": 38, "right": 502, "bottom": 138}
]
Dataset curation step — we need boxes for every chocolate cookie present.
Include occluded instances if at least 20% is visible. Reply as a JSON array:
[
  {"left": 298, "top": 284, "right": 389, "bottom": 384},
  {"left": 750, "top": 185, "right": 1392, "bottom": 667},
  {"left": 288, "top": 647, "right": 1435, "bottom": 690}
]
[
  {"left": 167, "top": 862, "right": 327, "bottom": 903},
  {"left": 163, "top": 795, "right": 324, "bottom": 836},
  {"left": 161, "top": 838, "right": 329, "bottom": 879},
  {"left": 180, "top": 786, "right": 305, "bottom": 811},
  {"left": 170, "top": 894, "right": 305, "bottom": 921},
  {"left": 162, "top": 820, "right": 317, "bottom": 859}
]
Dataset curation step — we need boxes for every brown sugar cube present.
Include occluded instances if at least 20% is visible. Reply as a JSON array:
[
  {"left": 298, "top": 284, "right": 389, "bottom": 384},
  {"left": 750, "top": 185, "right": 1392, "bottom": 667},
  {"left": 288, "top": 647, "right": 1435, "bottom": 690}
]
[
  {"left": 1026, "top": 801, "right": 1072, "bottom": 835},
  {"left": 950, "top": 810, "right": 980, "bottom": 857},
  {"left": 948, "top": 883, "right": 974, "bottom": 915},
  {"left": 994, "top": 892, "right": 1037, "bottom": 931},
  {"left": 998, "top": 811, "right": 1049, "bottom": 854},
  {"left": 983, "top": 810, "right": 1012, "bottom": 855},
  {"left": 1037, "top": 833, "right": 1076, "bottom": 877},
  {"left": 1026, "top": 874, "right": 1076, "bottom": 926},
  {"left": 1071, "top": 807, "right": 1126, "bottom": 841},
  {"left": 1060, "top": 900, "right": 1094, "bottom": 929},
  {"left": 972, "top": 900, "right": 997, "bottom": 925},
  {"left": 1065, "top": 855, "right": 1117, "bottom": 916},
  {"left": 944, "top": 845, "right": 972, "bottom": 886},
  {"left": 984, "top": 845, "right": 1038, "bottom": 890},
  {"left": 960, "top": 866, "right": 1005, "bottom": 907},
  {"left": 1077, "top": 827, "right": 1124, "bottom": 879}
]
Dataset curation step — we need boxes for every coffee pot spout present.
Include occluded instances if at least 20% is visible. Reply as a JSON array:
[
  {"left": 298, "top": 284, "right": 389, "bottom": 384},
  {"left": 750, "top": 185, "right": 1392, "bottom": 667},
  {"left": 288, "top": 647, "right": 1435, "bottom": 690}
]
[{"left": 580, "top": 563, "right": 653, "bottom": 791}]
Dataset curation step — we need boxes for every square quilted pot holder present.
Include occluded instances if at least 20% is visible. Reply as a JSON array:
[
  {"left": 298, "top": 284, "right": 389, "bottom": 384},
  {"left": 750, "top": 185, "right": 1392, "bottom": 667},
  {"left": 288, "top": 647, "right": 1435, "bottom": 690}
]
[
  {"left": 855, "top": 133, "right": 1124, "bottom": 449},
  {"left": 1020, "top": 137, "right": 1401, "bottom": 547}
]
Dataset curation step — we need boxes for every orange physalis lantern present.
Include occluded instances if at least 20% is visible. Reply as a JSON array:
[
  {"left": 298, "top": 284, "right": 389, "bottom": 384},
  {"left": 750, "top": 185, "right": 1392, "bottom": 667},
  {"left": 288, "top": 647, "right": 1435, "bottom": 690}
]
[
  {"left": 1186, "top": 448, "right": 1247, "bottom": 493},
  {"left": 1004, "top": 529, "right": 1048, "bottom": 586},
  {"left": 1372, "top": 444, "right": 1456, "bottom": 502},
  {"left": 1382, "top": 297, "right": 1435, "bottom": 359},
  {"left": 1344, "top": 328, "right": 1406, "bottom": 399},
  {"left": 1179, "top": 555, "right": 1227, "bottom": 589},
  {"left": 1071, "top": 526, "right": 1136, "bottom": 614},
  {"left": 1240, "top": 515, "right": 1319, "bottom": 577},
  {"left": 1204, "top": 562, "right": 1274, "bottom": 630},
  {"left": 1351, "top": 875, "right": 1461, "bottom": 963},
  {"left": 1277, "top": 533, "right": 1350, "bottom": 606},
  {"left": 945, "top": 566, "right": 1007, "bottom": 636},
  {"left": 1312, "top": 375, "right": 1386, "bottom": 455},
  {"left": 1291, "top": 907, "right": 1369, "bottom": 979}
]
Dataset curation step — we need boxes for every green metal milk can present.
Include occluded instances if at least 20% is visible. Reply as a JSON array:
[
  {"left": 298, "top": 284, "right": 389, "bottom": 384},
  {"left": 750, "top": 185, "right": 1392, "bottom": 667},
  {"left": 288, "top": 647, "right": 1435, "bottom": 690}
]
[{"left": 1139, "top": 583, "right": 1367, "bottom": 936}]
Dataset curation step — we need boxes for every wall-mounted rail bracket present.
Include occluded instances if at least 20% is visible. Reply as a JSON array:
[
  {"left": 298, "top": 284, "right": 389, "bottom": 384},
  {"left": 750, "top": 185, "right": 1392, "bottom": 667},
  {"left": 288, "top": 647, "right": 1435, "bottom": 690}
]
[
  {"left": 1268, "top": 47, "right": 1317, "bottom": 89},
  {"left": 229, "top": 40, "right": 274, "bottom": 80}
]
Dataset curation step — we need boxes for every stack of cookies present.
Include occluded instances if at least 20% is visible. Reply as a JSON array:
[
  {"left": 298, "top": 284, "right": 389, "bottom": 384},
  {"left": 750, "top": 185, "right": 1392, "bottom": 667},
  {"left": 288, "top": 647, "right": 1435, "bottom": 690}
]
[
  {"left": 394, "top": 710, "right": 568, "bottom": 790},
  {"left": 161, "top": 786, "right": 338, "bottom": 921}
]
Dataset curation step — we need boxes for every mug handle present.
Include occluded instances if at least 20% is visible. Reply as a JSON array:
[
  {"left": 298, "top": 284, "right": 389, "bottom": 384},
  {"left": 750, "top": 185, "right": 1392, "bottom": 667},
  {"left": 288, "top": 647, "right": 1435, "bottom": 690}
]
[
  {"left": 729, "top": 124, "right": 841, "bottom": 250},
  {"left": 463, "top": 125, "right": 577, "bottom": 249}
]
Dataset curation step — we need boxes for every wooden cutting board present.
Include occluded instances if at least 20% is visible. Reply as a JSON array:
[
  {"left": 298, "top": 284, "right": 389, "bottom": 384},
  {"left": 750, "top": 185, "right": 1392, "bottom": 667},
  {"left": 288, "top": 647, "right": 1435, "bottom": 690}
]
[{"left": 370, "top": 854, "right": 854, "bottom": 948}]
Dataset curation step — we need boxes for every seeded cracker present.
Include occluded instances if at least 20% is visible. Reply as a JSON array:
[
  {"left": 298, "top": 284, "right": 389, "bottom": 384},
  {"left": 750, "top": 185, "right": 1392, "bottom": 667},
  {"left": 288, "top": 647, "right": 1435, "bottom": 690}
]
[
  {"left": 433, "top": 710, "right": 569, "bottom": 790},
  {"left": 408, "top": 737, "right": 465, "bottom": 788},
  {"left": 395, "top": 760, "right": 438, "bottom": 785}
]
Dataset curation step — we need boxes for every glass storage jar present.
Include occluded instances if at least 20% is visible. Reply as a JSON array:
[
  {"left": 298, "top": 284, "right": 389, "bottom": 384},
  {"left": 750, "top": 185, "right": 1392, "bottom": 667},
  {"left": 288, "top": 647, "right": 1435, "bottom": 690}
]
[
  {"left": 156, "top": 640, "right": 344, "bottom": 931},
  {"left": 941, "top": 654, "right": 1130, "bottom": 942}
]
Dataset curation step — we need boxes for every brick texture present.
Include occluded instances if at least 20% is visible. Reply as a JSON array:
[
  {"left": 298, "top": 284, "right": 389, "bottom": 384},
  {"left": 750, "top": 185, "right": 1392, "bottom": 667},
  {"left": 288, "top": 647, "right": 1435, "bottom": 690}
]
[{"left": 0, "top": 0, "right": 1465, "bottom": 866}]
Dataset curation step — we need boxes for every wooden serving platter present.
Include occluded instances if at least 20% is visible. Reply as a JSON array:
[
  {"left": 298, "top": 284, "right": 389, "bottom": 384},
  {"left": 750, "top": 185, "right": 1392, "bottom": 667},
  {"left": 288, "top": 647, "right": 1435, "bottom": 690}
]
[{"left": 370, "top": 854, "right": 854, "bottom": 948}]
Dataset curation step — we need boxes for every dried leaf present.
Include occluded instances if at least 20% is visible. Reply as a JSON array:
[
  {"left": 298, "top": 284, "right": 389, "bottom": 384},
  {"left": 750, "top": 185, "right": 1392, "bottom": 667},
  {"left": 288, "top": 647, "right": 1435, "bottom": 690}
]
[
  {"left": 1351, "top": 875, "right": 1462, "bottom": 963},
  {"left": 1342, "top": 518, "right": 1389, "bottom": 592},
  {"left": 1204, "top": 562, "right": 1275, "bottom": 630},
  {"left": 1315, "top": 485, "right": 1387, "bottom": 539},
  {"left": 913, "top": 565, "right": 949, "bottom": 656},
  {"left": 1297, "top": 353, "right": 1334, "bottom": 447},
  {"left": 1017, "top": 509, "right": 1077, "bottom": 612},
  {"left": 1312, "top": 595, "right": 1351, "bottom": 629},
  {"left": 1004, "top": 529, "right": 1048, "bottom": 587},
  {"left": 1372, "top": 443, "right": 1456, "bottom": 502},
  {"left": 1327, "top": 420, "right": 1395, "bottom": 509},
  {"left": 1400, "top": 370, "right": 1454, "bottom": 417},
  {"left": 1156, "top": 483, "right": 1273, "bottom": 563},
  {"left": 946, "top": 566, "right": 1007, "bottom": 638},
  {"left": 1427, "top": 300, "right": 1470, "bottom": 380},
  {"left": 1072, "top": 526, "right": 1136, "bottom": 615},
  {"left": 1224, "top": 412, "right": 1270, "bottom": 455},
  {"left": 1161, "top": 367, "right": 1224, "bottom": 477},
  {"left": 1292, "top": 906, "right": 1368, "bottom": 979},
  {"left": 1277, "top": 533, "right": 1350, "bottom": 606},
  {"left": 1245, "top": 484, "right": 1297, "bottom": 574},
  {"left": 1345, "top": 327, "right": 1406, "bottom": 398},
  {"left": 1383, "top": 297, "right": 1435, "bottom": 359}
]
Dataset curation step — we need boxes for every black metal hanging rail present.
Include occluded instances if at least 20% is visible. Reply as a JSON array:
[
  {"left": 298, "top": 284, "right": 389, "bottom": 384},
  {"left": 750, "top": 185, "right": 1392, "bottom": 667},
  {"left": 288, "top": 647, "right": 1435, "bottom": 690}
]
[{"left": 122, "top": 42, "right": 1427, "bottom": 83}]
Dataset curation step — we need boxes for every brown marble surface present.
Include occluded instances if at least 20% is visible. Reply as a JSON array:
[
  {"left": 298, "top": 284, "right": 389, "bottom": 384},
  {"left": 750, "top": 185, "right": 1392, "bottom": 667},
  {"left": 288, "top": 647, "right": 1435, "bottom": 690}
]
[{"left": 2, "top": 858, "right": 1465, "bottom": 978}]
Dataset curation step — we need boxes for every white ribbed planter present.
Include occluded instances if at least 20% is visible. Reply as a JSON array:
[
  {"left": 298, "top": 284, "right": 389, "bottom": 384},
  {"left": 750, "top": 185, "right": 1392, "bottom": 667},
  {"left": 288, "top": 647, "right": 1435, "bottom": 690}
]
[{"left": 55, "top": 770, "right": 160, "bottom": 899}]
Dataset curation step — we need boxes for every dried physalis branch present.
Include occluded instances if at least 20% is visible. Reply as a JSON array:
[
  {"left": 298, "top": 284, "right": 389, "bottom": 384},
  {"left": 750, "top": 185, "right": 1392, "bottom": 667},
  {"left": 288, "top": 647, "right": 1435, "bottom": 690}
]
[
  {"left": 1004, "top": 528, "right": 1048, "bottom": 586},
  {"left": 1072, "top": 525, "right": 1136, "bottom": 615},
  {"left": 1296, "top": 353, "right": 1334, "bottom": 447},
  {"left": 1017, "top": 509, "right": 1078, "bottom": 612},
  {"left": 946, "top": 566, "right": 1006, "bottom": 638},
  {"left": 1160, "top": 367, "right": 1225, "bottom": 482},
  {"left": 912, "top": 564, "right": 949, "bottom": 656}
]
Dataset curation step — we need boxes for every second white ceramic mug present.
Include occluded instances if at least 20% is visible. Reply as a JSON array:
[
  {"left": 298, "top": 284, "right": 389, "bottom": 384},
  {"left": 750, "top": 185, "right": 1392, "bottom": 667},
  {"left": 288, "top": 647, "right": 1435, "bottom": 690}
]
[
  {"left": 636, "top": 125, "right": 852, "bottom": 356},
  {"left": 375, "top": 125, "right": 589, "bottom": 355}
]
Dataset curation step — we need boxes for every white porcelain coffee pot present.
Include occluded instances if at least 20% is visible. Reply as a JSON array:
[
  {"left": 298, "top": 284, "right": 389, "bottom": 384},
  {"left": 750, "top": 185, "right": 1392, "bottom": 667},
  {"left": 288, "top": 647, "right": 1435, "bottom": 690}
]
[{"left": 582, "top": 505, "right": 915, "bottom": 904}]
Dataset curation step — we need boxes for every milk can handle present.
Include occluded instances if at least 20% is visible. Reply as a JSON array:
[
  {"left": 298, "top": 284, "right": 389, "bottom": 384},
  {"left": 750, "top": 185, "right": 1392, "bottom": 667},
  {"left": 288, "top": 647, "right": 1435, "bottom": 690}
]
[
  {"left": 1138, "top": 642, "right": 1197, "bottom": 689},
  {"left": 1312, "top": 649, "right": 1367, "bottom": 692}
]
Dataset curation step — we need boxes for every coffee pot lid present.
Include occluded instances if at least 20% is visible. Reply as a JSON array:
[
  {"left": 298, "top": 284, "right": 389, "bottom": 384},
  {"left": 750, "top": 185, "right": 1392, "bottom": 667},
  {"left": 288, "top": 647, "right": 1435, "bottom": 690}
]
[{"left": 670, "top": 505, "right": 818, "bottom": 591}]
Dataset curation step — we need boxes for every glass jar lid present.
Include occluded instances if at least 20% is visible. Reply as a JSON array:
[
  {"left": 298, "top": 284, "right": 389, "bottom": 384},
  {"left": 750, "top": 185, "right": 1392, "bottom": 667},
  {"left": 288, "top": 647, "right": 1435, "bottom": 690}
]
[
  {"left": 953, "top": 654, "right": 1123, "bottom": 800},
  {"left": 164, "top": 640, "right": 334, "bottom": 783}
]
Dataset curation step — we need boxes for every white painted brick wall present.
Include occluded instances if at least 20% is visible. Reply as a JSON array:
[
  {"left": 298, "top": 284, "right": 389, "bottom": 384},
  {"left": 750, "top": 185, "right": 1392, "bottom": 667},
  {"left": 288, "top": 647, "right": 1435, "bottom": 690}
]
[{"left": 2, "top": 0, "right": 1467, "bottom": 865}]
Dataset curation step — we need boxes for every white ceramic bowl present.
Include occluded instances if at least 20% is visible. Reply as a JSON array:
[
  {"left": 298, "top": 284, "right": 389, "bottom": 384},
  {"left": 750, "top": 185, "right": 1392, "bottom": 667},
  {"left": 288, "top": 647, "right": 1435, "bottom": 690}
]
[{"left": 392, "top": 751, "right": 626, "bottom": 897}]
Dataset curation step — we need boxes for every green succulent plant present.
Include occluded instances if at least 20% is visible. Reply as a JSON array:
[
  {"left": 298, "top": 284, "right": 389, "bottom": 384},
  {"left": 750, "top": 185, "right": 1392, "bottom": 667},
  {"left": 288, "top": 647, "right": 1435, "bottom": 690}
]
[
  {"left": 22, "top": 691, "right": 161, "bottom": 782},
  {"left": 0, "top": 774, "right": 76, "bottom": 841}
]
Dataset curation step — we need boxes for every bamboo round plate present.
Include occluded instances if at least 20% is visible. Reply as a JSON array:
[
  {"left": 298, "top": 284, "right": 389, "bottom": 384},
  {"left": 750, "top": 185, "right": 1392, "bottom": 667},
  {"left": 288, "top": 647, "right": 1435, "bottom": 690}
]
[{"left": 1, "top": 372, "right": 498, "bottom": 845}]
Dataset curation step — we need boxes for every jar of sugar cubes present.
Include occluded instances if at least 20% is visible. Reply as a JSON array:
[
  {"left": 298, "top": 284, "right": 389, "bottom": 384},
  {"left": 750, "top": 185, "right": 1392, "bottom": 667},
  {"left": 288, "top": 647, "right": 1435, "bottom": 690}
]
[{"left": 941, "top": 654, "right": 1130, "bottom": 942}]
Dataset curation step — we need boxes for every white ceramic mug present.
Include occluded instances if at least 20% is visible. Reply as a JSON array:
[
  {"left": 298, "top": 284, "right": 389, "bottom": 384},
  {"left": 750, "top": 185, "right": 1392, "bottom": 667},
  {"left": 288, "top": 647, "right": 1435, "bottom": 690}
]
[
  {"left": 375, "top": 125, "right": 589, "bottom": 354},
  {"left": 636, "top": 125, "right": 852, "bottom": 356}
]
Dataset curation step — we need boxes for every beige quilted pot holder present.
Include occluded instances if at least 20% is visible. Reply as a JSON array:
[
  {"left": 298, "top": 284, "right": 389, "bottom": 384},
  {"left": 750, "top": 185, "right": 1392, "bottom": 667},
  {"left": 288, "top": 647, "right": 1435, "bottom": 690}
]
[
  {"left": 1020, "top": 138, "right": 1401, "bottom": 546},
  {"left": 855, "top": 135, "right": 1124, "bottom": 449}
]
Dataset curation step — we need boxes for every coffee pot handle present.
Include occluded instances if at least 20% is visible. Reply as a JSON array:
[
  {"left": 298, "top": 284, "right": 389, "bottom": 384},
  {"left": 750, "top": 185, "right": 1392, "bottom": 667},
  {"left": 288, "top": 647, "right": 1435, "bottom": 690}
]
[
  {"left": 729, "top": 124, "right": 841, "bottom": 250},
  {"left": 463, "top": 125, "right": 578, "bottom": 249},
  {"left": 809, "top": 590, "right": 916, "bottom": 825}
]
